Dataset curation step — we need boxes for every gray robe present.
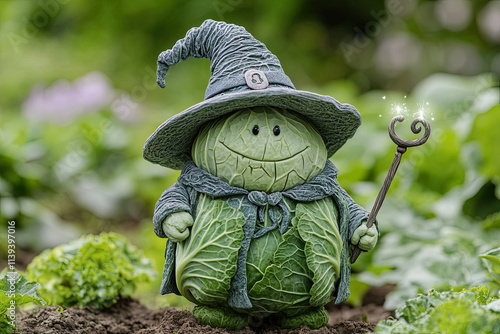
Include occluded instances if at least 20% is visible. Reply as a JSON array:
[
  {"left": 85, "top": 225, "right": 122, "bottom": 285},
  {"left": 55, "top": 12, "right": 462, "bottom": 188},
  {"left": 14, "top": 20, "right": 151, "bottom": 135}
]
[{"left": 153, "top": 160, "right": 373, "bottom": 306}]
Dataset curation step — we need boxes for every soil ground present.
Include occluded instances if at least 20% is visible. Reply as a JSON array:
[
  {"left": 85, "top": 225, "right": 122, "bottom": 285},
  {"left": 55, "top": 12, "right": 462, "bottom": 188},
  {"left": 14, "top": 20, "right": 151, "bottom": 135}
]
[{"left": 14, "top": 286, "right": 394, "bottom": 334}]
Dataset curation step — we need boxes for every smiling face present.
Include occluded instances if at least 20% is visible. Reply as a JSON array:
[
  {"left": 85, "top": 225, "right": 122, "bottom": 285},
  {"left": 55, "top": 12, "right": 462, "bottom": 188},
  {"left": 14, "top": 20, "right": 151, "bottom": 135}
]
[{"left": 192, "top": 106, "right": 327, "bottom": 192}]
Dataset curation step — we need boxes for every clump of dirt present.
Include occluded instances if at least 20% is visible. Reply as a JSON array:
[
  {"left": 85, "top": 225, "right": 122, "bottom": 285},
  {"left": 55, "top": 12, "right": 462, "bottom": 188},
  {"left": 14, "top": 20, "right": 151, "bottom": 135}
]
[
  {"left": 15, "top": 297, "right": 385, "bottom": 334},
  {"left": 16, "top": 298, "right": 163, "bottom": 334},
  {"left": 327, "top": 304, "right": 393, "bottom": 325},
  {"left": 139, "top": 307, "right": 376, "bottom": 334},
  {"left": 327, "top": 284, "right": 396, "bottom": 325}
]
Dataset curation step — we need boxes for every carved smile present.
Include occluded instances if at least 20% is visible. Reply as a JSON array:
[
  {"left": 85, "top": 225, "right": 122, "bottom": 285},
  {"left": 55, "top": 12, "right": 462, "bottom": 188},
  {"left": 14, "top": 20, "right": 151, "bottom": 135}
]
[{"left": 220, "top": 142, "right": 309, "bottom": 162}]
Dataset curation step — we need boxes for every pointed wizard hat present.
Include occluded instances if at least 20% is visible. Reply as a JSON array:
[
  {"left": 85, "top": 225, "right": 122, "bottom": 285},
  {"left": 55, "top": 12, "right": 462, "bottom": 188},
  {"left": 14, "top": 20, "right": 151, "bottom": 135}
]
[{"left": 143, "top": 19, "right": 361, "bottom": 170}]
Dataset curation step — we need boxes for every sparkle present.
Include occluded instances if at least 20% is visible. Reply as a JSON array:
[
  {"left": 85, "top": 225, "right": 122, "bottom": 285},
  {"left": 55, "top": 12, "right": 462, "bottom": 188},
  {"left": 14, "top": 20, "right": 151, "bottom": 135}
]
[
  {"left": 379, "top": 114, "right": 382, "bottom": 117},
  {"left": 412, "top": 101, "right": 434, "bottom": 121},
  {"left": 392, "top": 103, "right": 409, "bottom": 116},
  {"left": 386, "top": 96, "right": 434, "bottom": 120}
]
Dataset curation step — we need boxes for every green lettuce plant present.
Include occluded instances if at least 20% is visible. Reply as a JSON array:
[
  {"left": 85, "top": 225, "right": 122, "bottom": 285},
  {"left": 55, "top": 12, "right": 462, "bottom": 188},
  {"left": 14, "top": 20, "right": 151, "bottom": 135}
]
[
  {"left": 0, "top": 272, "right": 45, "bottom": 334},
  {"left": 374, "top": 287, "right": 500, "bottom": 334},
  {"left": 27, "top": 232, "right": 155, "bottom": 308}
]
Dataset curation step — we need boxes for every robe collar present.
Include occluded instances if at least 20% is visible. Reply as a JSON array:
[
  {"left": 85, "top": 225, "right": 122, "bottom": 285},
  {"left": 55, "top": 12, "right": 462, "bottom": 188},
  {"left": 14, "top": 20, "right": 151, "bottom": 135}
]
[
  {"left": 178, "top": 160, "right": 341, "bottom": 238},
  {"left": 177, "top": 160, "right": 339, "bottom": 201}
]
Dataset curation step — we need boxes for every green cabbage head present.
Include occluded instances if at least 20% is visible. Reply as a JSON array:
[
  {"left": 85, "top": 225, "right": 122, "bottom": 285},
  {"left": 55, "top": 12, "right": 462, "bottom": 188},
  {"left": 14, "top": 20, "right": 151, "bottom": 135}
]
[{"left": 192, "top": 106, "right": 327, "bottom": 192}]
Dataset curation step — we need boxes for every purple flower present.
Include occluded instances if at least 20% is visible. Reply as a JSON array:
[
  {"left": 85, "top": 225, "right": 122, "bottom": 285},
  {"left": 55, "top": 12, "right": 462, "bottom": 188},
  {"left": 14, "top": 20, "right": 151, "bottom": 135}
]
[{"left": 22, "top": 71, "right": 122, "bottom": 123}]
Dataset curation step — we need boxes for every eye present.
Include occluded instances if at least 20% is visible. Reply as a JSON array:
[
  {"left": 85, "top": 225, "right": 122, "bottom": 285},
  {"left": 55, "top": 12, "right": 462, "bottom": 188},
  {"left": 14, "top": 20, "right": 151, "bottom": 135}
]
[
  {"left": 252, "top": 125, "right": 260, "bottom": 135},
  {"left": 273, "top": 125, "right": 281, "bottom": 136}
]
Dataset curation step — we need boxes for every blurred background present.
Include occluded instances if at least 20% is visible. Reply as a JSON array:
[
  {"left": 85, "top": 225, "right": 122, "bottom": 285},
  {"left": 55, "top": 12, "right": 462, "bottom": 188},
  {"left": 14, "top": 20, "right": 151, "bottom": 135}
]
[{"left": 1, "top": 0, "right": 499, "bottom": 309}]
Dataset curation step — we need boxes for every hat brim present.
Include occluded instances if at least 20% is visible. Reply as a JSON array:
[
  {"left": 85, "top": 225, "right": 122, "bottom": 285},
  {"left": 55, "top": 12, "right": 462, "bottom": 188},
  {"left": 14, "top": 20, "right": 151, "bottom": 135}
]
[{"left": 143, "top": 87, "right": 361, "bottom": 170}]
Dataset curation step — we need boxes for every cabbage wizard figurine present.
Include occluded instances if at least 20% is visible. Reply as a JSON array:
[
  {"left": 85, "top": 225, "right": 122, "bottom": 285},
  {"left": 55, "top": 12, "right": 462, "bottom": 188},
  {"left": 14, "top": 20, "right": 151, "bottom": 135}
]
[{"left": 143, "top": 19, "right": 379, "bottom": 330}]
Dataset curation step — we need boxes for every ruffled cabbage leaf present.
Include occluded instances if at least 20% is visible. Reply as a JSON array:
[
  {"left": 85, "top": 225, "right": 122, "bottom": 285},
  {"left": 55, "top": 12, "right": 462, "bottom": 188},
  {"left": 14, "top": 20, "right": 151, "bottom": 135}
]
[
  {"left": 176, "top": 195, "right": 245, "bottom": 304},
  {"left": 248, "top": 227, "right": 312, "bottom": 316},
  {"left": 246, "top": 221, "right": 282, "bottom": 289},
  {"left": 296, "top": 197, "right": 342, "bottom": 306}
]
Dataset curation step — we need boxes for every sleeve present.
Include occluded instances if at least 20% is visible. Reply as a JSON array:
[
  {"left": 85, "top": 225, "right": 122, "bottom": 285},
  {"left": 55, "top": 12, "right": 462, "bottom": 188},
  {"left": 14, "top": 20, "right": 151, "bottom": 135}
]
[
  {"left": 153, "top": 182, "right": 192, "bottom": 238},
  {"left": 331, "top": 180, "right": 380, "bottom": 304},
  {"left": 338, "top": 186, "right": 378, "bottom": 241}
]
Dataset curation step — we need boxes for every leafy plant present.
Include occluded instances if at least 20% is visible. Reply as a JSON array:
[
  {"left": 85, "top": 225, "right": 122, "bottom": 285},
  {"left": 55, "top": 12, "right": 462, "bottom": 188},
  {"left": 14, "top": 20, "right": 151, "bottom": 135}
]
[
  {"left": 27, "top": 232, "right": 155, "bottom": 308},
  {"left": 0, "top": 272, "right": 45, "bottom": 334},
  {"left": 374, "top": 287, "right": 500, "bottom": 334}
]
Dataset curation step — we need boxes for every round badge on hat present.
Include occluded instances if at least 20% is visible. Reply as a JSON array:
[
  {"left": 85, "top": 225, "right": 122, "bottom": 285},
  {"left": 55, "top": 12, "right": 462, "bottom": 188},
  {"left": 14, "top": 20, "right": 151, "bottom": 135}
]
[{"left": 245, "top": 70, "right": 269, "bottom": 90}]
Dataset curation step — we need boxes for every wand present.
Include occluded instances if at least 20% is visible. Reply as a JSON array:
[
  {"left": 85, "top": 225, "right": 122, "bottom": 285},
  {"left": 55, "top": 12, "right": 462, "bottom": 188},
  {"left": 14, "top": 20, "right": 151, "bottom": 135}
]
[{"left": 350, "top": 115, "right": 431, "bottom": 264}]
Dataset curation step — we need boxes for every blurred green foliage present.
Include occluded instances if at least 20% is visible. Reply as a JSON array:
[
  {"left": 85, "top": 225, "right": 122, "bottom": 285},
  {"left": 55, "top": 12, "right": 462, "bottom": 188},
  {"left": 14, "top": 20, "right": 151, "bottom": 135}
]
[
  {"left": 374, "top": 286, "right": 500, "bottom": 333},
  {"left": 0, "top": 0, "right": 499, "bottom": 309}
]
